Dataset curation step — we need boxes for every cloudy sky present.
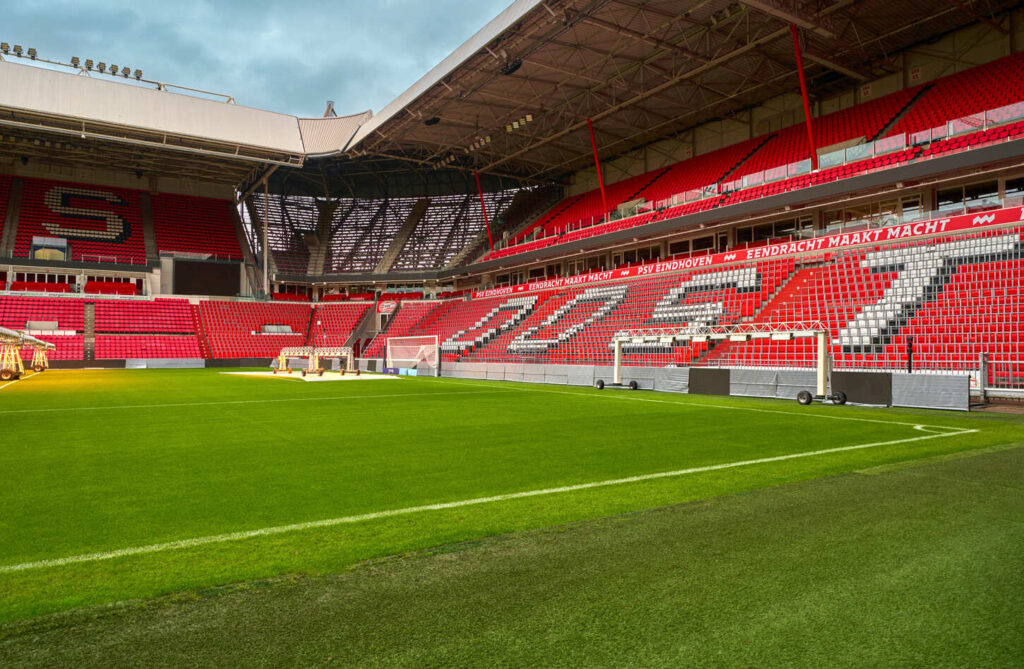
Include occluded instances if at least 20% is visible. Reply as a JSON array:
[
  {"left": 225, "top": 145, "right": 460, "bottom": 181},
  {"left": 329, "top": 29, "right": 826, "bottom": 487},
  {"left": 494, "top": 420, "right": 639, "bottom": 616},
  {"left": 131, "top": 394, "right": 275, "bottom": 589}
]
[{"left": 5, "top": 0, "right": 515, "bottom": 117}]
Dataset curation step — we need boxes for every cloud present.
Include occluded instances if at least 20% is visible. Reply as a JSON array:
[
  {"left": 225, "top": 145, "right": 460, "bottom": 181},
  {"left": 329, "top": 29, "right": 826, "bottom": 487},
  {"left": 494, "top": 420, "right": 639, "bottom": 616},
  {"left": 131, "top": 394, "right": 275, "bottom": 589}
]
[{"left": 4, "top": 0, "right": 514, "bottom": 116}]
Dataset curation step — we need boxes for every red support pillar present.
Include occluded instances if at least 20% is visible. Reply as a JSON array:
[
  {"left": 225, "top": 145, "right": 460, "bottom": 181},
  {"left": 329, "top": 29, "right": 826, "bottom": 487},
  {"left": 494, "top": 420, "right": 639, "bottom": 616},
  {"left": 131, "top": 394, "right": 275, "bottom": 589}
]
[
  {"left": 790, "top": 24, "right": 818, "bottom": 170},
  {"left": 587, "top": 118, "right": 610, "bottom": 223},
  {"left": 474, "top": 171, "right": 494, "bottom": 252}
]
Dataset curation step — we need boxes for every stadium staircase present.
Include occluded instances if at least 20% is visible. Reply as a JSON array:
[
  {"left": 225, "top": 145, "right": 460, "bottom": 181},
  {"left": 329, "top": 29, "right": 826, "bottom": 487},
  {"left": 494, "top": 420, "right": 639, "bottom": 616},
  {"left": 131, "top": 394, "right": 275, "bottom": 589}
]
[
  {"left": 305, "top": 199, "right": 338, "bottom": 276},
  {"left": 870, "top": 84, "right": 934, "bottom": 141},
  {"left": 714, "top": 135, "right": 777, "bottom": 184},
  {"left": 0, "top": 176, "right": 22, "bottom": 257},
  {"left": 375, "top": 199, "right": 430, "bottom": 273},
  {"left": 138, "top": 192, "right": 159, "bottom": 262},
  {"left": 191, "top": 304, "right": 213, "bottom": 358},
  {"left": 83, "top": 302, "right": 96, "bottom": 361}
]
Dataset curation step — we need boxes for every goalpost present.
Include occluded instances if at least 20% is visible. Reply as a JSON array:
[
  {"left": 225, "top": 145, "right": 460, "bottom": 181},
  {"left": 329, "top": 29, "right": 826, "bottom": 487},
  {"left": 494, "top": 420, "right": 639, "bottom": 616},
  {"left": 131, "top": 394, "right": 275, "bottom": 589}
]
[
  {"left": 386, "top": 335, "right": 440, "bottom": 377},
  {"left": 610, "top": 322, "right": 841, "bottom": 403}
]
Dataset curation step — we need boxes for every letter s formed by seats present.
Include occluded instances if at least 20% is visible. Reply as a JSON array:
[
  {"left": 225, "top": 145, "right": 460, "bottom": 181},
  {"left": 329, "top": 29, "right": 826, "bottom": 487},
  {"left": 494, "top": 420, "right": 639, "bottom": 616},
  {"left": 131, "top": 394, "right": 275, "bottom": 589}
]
[{"left": 42, "top": 186, "right": 130, "bottom": 242}]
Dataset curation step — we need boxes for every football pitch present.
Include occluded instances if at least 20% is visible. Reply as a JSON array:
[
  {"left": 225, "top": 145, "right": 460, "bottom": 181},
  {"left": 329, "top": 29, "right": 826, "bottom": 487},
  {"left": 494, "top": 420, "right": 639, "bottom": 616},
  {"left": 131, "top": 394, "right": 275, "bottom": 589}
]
[{"left": 1, "top": 368, "right": 1022, "bottom": 665}]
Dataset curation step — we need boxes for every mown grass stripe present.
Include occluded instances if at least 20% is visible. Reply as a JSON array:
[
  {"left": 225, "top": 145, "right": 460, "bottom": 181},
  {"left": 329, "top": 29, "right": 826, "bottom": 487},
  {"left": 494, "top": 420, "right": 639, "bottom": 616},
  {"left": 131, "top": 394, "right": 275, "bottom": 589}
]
[{"left": 0, "top": 424, "right": 975, "bottom": 574}]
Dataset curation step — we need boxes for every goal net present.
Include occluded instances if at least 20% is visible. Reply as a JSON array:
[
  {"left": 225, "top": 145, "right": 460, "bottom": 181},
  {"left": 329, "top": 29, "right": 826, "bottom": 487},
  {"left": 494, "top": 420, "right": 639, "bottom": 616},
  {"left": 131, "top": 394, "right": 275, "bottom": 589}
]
[
  {"left": 386, "top": 335, "right": 440, "bottom": 376},
  {"left": 612, "top": 322, "right": 831, "bottom": 395}
]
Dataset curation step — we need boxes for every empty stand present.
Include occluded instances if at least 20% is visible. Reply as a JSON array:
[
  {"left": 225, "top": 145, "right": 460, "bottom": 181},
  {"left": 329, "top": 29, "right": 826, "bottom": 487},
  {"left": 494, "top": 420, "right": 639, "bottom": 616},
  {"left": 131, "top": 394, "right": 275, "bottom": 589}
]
[
  {"left": 14, "top": 176, "right": 147, "bottom": 264},
  {"left": 151, "top": 193, "right": 242, "bottom": 259},
  {"left": 307, "top": 302, "right": 371, "bottom": 347},
  {"left": 888, "top": 53, "right": 1024, "bottom": 137},
  {"left": 199, "top": 300, "right": 312, "bottom": 358}
]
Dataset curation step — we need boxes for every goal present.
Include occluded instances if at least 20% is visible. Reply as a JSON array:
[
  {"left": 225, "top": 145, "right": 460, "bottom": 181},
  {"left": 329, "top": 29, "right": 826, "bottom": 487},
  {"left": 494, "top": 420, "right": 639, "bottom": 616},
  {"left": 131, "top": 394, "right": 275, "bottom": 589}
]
[
  {"left": 386, "top": 335, "right": 440, "bottom": 376},
  {"left": 610, "top": 322, "right": 836, "bottom": 402}
]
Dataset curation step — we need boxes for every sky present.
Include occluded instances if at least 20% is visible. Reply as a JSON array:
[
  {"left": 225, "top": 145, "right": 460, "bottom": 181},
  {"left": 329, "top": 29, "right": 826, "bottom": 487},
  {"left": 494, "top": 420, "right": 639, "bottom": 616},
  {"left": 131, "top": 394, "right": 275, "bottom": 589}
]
[{"left": 4, "top": 0, "right": 515, "bottom": 117}]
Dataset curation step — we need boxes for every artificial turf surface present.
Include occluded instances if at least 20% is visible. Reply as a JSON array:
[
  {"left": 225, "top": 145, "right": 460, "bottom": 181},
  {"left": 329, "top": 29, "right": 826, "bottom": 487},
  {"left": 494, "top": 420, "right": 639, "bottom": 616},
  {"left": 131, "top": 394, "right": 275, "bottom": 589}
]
[{"left": 1, "top": 368, "right": 1022, "bottom": 664}]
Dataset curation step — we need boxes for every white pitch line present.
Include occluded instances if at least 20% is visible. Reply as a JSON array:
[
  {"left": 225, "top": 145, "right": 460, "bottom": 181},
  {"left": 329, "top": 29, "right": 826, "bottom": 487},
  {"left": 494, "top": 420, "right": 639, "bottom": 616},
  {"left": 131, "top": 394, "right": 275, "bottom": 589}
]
[
  {"left": 0, "top": 371, "right": 41, "bottom": 392},
  {"left": 0, "top": 388, "right": 512, "bottom": 415},
  {"left": 0, "top": 424, "right": 976, "bottom": 575}
]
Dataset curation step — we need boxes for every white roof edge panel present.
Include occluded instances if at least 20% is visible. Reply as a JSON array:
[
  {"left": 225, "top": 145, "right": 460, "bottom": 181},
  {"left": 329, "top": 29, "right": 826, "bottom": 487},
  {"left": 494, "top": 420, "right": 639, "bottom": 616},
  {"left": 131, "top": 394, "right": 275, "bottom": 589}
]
[
  {"left": 0, "top": 60, "right": 306, "bottom": 155},
  {"left": 298, "top": 111, "right": 373, "bottom": 156},
  {"left": 347, "top": 0, "right": 543, "bottom": 148}
]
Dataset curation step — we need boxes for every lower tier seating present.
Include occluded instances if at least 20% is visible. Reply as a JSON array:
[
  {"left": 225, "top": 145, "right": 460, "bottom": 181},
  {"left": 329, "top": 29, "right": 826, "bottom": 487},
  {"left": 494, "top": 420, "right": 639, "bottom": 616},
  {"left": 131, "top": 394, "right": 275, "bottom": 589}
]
[
  {"left": 2, "top": 224, "right": 1020, "bottom": 377},
  {"left": 94, "top": 335, "right": 202, "bottom": 359},
  {"left": 198, "top": 301, "right": 313, "bottom": 358}
]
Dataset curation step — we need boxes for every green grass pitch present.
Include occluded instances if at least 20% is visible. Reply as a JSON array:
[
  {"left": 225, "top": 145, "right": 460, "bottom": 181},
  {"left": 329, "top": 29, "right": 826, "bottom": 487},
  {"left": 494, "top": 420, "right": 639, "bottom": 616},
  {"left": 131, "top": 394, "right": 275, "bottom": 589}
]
[{"left": 1, "top": 368, "right": 1022, "bottom": 665}]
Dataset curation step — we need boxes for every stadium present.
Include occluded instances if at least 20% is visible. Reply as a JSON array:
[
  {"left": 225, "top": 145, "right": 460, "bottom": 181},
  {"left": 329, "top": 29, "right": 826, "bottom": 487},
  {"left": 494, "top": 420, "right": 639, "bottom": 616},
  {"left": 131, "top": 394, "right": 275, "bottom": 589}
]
[{"left": 1, "top": 0, "right": 1023, "bottom": 664}]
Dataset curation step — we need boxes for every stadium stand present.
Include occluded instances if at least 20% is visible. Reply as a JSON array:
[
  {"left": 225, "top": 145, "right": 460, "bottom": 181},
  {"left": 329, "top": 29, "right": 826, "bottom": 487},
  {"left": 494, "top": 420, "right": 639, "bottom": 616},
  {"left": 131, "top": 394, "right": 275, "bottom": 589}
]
[
  {"left": 93, "top": 298, "right": 195, "bottom": 333},
  {"left": 151, "top": 193, "right": 242, "bottom": 259},
  {"left": 480, "top": 58, "right": 1024, "bottom": 263},
  {"left": 250, "top": 193, "right": 316, "bottom": 275},
  {"left": 0, "top": 295, "right": 83, "bottom": 360},
  {"left": 391, "top": 191, "right": 517, "bottom": 270},
  {"left": 0, "top": 174, "right": 10, "bottom": 244},
  {"left": 14, "top": 176, "right": 148, "bottom": 264},
  {"left": 363, "top": 301, "right": 445, "bottom": 358},
  {"left": 198, "top": 300, "right": 312, "bottom": 358},
  {"left": 306, "top": 302, "right": 372, "bottom": 347},
  {"left": 94, "top": 335, "right": 202, "bottom": 359},
  {"left": 887, "top": 53, "right": 1024, "bottom": 138},
  {"left": 84, "top": 280, "right": 138, "bottom": 296}
]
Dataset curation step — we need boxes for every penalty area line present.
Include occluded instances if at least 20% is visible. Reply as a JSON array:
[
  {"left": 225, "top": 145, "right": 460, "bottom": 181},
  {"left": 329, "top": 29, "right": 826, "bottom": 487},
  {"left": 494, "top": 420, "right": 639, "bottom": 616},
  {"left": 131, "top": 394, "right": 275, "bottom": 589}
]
[{"left": 0, "top": 424, "right": 976, "bottom": 575}]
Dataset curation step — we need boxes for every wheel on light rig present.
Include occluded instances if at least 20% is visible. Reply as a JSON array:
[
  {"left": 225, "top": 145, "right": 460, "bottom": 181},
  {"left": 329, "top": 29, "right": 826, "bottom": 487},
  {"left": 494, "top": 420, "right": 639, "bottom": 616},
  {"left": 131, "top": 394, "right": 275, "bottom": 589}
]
[
  {"left": 831, "top": 390, "right": 848, "bottom": 405},
  {"left": 0, "top": 369, "right": 17, "bottom": 381},
  {"left": 595, "top": 379, "right": 605, "bottom": 390},
  {"left": 300, "top": 369, "right": 307, "bottom": 377},
  {"left": 32, "top": 364, "right": 44, "bottom": 373},
  {"left": 796, "top": 390, "right": 813, "bottom": 406}
]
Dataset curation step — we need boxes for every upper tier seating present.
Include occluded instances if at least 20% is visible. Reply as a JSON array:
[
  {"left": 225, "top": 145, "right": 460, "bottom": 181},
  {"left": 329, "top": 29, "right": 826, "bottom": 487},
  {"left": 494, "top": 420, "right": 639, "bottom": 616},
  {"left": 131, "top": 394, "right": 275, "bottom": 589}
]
[
  {"left": 198, "top": 300, "right": 312, "bottom": 358},
  {"left": 482, "top": 57, "right": 1024, "bottom": 264},
  {"left": 14, "top": 176, "right": 147, "bottom": 264},
  {"left": 151, "top": 193, "right": 242, "bottom": 259},
  {"left": 0, "top": 174, "right": 10, "bottom": 244},
  {"left": 730, "top": 87, "right": 919, "bottom": 181},
  {"left": 306, "top": 302, "right": 371, "bottom": 347},
  {"left": 888, "top": 53, "right": 1024, "bottom": 137}
]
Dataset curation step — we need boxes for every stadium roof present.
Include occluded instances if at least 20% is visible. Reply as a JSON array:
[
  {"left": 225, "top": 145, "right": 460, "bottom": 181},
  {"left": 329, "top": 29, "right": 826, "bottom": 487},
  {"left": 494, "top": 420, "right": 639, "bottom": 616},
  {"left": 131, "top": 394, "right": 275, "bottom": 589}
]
[
  {"left": 333, "top": 0, "right": 1019, "bottom": 186},
  {"left": 1, "top": 0, "right": 1017, "bottom": 196},
  {"left": 0, "top": 58, "right": 369, "bottom": 186}
]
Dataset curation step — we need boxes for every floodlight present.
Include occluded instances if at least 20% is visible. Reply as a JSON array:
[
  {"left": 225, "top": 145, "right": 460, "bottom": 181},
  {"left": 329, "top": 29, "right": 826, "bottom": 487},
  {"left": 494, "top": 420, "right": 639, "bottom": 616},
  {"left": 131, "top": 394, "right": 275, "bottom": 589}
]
[
  {"left": 110, "top": 64, "right": 119, "bottom": 75},
  {"left": 0, "top": 43, "right": 8, "bottom": 54},
  {"left": 505, "top": 124, "right": 513, "bottom": 132},
  {"left": 133, "top": 69, "right": 142, "bottom": 80},
  {"left": 512, "top": 121, "right": 520, "bottom": 129},
  {"left": 85, "top": 59, "right": 93, "bottom": 70},
  {"left": 27, "top": 47, "right": 36, "bottom": 59},
  {"left": 97, "top": 62, "right": 106, "bottom": 72},
  {"left": 525, "top": 114, "right": 533, "bottom": 122},
  {"left": 13, "top": 45, "right": 22, "bottom": 56},
  {"left": 71, "top": 56, "right": 80, "bottom": 67}
]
